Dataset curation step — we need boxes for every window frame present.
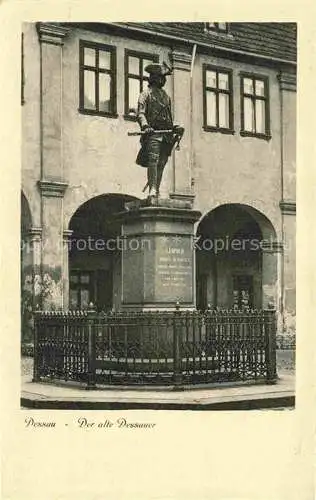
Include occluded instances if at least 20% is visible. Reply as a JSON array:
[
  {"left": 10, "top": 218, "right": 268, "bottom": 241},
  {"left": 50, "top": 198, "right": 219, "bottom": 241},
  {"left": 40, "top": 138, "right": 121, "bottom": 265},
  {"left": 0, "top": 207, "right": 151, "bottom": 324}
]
[
  {"left": 79, "top": 39, "right": 117, "bottom": 118},
  {"left": 69, "top": 270, "right": 95, "bottom": 309},
  {"left": 205, "top": 22, "right": 229, "bottom": 33},
  {"left": 124, "top": 49, "right": 159, "bottom": 120},
  {"left": 232, "top": 274, "right": 254, "bottom": 310},
  {"left": 202, "top": 64, "right": 234, "bottom": 134},
  {"left": 240, "top": 72, "right": 271, "bottom": 140}
]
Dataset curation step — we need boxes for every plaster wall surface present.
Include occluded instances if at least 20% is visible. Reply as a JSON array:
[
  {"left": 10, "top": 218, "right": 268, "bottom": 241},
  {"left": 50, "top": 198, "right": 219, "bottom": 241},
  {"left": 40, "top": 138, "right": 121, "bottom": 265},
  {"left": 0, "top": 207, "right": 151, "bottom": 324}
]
[
  {"left": 191, "top": 54, "right": 283, "bottom": 237},
  {"left": 283, "top": 214, "right": 296, "bottom": 325},
  {"left": 281, "top": 89, "right": 296, "bottom": 201},
  {"left": 21, "top": 23, "right": 41, "bottom": 227}
]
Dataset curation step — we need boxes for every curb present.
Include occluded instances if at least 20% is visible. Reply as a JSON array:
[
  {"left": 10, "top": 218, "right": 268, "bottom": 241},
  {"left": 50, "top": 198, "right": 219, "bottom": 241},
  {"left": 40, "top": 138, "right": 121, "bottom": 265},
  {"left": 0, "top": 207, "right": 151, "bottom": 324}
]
[{"left": 21, "top": 394, "right": 295, "bottom": 411}]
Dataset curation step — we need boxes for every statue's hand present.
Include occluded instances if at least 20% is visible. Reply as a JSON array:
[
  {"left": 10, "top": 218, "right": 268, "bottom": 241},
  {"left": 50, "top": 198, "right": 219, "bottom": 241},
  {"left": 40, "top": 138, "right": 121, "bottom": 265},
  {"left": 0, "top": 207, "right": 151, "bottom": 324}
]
[
  {"left": 142, "top": 126, "right": 155, "bottom": 134},
  {"left": 173, "top": 125, "right": 184, "bottom": 135}
]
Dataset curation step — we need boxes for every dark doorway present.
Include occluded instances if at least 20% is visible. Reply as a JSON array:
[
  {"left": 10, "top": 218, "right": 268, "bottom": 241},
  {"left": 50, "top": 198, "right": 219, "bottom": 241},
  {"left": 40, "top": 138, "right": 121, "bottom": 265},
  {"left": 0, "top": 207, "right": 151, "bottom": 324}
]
[
  {"left": 196, "top": 204, "right": 264, "bottom": 309},
  {"left": 96, "top": 269, "right": 113, "bottom": 310},
  {"left": 68, "top": 193, "right": 137, "bottom": 311},
  {"left": 196, "top": 274, "right": 208, "bottom": 311}
]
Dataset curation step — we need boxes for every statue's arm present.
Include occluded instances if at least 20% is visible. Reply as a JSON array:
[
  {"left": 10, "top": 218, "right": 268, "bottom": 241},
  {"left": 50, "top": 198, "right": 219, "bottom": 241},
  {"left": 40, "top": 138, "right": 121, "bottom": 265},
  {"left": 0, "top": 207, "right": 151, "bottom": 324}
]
[
  {"left": 167, "top": 95, "right": 174, "bottom": 126},
  {"left": 137, "top": 91, "right": 150, "bottom": 131}
]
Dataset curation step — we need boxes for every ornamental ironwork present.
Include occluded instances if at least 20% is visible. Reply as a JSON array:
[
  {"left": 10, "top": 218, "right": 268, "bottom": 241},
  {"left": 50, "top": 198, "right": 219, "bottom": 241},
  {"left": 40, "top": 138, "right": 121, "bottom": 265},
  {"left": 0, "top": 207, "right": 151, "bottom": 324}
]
[{"left": 33, "top": 307, "right": 277, "bottom": 388}]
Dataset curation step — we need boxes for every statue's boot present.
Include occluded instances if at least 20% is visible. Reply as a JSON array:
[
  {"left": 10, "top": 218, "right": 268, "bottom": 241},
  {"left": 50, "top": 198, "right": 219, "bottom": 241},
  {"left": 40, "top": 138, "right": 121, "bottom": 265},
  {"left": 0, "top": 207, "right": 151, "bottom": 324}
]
[{"left": 148, "top": 187, "right": 158, "bottom": 197}]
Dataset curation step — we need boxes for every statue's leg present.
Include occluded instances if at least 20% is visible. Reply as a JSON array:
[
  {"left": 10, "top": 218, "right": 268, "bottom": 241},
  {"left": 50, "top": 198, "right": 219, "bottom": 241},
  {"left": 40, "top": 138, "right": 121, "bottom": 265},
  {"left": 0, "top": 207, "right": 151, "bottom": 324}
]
[
  {"left": 147, "top": 137, "right": 160, "bottom": 195},
  {"left": 156, "top": 143, "right": 170, "bottom": 193},
  {"left": 147, "top": 165, "right": 157, "bottom": 192}
]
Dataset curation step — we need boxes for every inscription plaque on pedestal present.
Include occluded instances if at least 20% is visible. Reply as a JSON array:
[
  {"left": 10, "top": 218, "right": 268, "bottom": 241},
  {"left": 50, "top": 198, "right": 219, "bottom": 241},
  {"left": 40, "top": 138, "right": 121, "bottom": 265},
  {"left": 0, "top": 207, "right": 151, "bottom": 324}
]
[{"left": 155, "top": 235, "right": 193, "bottom": 303}]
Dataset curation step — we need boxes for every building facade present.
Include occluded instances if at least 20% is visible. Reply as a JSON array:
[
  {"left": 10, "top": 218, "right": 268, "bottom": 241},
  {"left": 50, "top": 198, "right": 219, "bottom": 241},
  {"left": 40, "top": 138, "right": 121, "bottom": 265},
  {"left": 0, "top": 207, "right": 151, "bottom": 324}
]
[{"left": 21, "top": 22, "right": 296, "bottom": 341}]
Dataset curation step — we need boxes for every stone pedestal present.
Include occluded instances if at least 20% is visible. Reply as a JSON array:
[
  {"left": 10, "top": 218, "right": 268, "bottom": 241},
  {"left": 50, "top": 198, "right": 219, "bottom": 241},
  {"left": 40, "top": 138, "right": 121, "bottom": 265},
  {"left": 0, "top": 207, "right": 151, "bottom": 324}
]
[{"left": 118, "top": 198, "right": 201, "bottom": 310}]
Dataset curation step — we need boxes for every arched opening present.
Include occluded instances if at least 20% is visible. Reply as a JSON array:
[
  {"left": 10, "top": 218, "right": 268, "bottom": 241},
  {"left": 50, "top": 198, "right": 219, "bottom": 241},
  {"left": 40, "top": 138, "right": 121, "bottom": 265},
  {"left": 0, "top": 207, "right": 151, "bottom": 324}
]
[
  {"left": 196, "top": 204, "right": 278, "bottom": 311},
  {"left": 21, "top": 191, "right": 32, "bottom": 235},
  {"left": 68, "top": 194, "right": 137, "bottom": 311},
  {"left": 21, "top": 191, "right": 34, "bottom": 342},
  {"left": 21, "top": 191, "right": 33, "bottom": 281}
]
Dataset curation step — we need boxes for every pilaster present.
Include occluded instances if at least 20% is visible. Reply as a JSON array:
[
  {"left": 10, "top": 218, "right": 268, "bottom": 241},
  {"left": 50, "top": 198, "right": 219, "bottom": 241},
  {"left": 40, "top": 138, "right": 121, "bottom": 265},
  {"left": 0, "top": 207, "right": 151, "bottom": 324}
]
[
  {"left": 169, "top": 49, "right": 194, "bottom": 201},
  {"left": 62, "top": 229, "right": 73, "bottom": 309},
  {"left": 278, "top": 69, "right": 296, "bottom": 203},
  {"left": 37, "top": 22, "right": 70, "bottom": 182},
  {"left": 29, "top": 227, "right": 43, "bottom": 307},
  {"left": 261, "top": 240, "right": 283, "bottom": 311},
  {"left": 279, "top": 200, "right": 296, "bottom": 215},
  {"left": 280, "top": 200, "right": 296, "bottom": 333},
  {"left": 278, "top": 71, "right": 297, "bottom": 92},
  {"left": 37, "top": 23, "right": 70, "bottom": 310},
  {"left": 29, "top": 227, "right": 42, "bottom": 267}
]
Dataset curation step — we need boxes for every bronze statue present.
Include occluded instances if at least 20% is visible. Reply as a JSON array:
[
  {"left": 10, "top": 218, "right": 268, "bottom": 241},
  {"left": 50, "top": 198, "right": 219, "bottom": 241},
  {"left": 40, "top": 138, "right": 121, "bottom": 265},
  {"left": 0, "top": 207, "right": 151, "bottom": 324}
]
[{"left": 135, "top": 62, "right": 184, "bottom": 197}]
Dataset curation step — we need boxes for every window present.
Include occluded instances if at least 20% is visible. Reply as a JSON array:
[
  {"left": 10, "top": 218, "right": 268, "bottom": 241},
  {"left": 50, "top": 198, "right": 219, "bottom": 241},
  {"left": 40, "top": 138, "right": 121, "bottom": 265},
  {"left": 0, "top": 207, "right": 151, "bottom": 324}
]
[
  {"left": 69, "top": 270, "right": 113, "bottom": 311},
  {"left": 203, "top": 65, "right": 233, "bottom": 133},
  {"left": 240, "top": 74, "right": 270, "bottom": 138},
  {"left": 79, "top": 40, "right": 117, "bottom": 117},
  {"left": 124, "top": 50, "right": 159, "bottom": 118},
  {"left": 205, "top": 22, "right": 229, "bottom": 33},
  {"left": 69, "top": 271, "right": 94, "bottom": 309},
  {"left": 233, "top": 275, "right": 254, "bottom": 310}
]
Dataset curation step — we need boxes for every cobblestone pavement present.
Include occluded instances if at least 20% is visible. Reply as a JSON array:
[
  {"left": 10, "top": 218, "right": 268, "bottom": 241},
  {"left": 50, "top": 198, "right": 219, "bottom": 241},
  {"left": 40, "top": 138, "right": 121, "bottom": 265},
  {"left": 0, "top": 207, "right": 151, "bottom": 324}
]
[
  {"left": 261, "top": 408, "right": 294, "bottom": 411},
  {"left": 21, "top": 356, "right": 33, "bottom": 377},
  {"left": 276, "top": 349, "right": 295, "bottom": 372},
  {"left": 21, "top": 352, "right": 295, "bottom": 409}
]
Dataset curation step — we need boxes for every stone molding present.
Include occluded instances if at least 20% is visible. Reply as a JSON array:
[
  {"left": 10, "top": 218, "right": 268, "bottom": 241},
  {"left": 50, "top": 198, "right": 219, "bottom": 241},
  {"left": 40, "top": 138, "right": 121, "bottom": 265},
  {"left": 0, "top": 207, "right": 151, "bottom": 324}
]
[
  {"left": 280, "top": 199, "right": 296, "bottom": 215},
  {"left": 169, "top": 192, "right": 195, "bottom": 204},
  {"left": 119, "top": 205, "right": 201, "bottom": 225},
  {"left": 261, "top": 240, "right": 284, "bottom": 253},
  {"left": 36, "top": 22, "right": 72, "bottom": 46},
  {"left": 38, "top": 180, "right": 68, "bottom": 198},
  {"left": 170, "top": 50, "right": 192, "bottom": 71},
  {"left": 278, "top": 71, "right": 297, "bottom": 92},
  {"left": 29, "top": 227, "right": 42, "bottom": 241},
  {"left": 63, "top": 229, "right": 73, "bottom": 242},
  {"left": 125, "top": 196, "right": 194, "bottom": 210}
]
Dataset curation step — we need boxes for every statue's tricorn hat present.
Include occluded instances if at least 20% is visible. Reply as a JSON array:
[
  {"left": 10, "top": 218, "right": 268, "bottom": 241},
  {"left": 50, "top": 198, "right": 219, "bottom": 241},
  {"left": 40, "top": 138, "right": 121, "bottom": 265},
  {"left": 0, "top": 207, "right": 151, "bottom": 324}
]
[{"left": 144, "top": 61, "right": 172, "bottom": 76}]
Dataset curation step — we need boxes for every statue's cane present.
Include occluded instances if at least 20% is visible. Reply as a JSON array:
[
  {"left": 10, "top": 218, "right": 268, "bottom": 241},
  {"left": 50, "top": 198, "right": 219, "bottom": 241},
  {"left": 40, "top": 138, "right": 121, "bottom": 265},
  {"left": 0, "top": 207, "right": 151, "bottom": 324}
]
[{"left": 127, "top": 130, "right": 174, "bottom": 137}]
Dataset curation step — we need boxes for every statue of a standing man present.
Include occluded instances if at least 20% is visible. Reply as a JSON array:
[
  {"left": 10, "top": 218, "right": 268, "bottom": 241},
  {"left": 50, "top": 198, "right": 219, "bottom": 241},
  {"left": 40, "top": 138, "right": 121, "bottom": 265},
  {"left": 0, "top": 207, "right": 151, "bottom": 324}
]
[{"left": 136, "top": 62, "right": 184, "bottom": 197}]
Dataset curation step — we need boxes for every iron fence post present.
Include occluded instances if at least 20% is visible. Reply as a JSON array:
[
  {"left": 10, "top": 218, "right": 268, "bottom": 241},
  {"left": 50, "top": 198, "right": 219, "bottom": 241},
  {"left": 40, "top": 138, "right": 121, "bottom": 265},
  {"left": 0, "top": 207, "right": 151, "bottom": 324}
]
[
  {"left": 173, "top": 301, "right": 183, "bottom": 387},
  {"left": 32, "top": 310, "right": 40, "bottom": 382},
  {"left": 264, "top": 307, "right": 277, "bottom": 384},
  {"left": 86, "top": 303, "right": 97, "bottom": 390}
]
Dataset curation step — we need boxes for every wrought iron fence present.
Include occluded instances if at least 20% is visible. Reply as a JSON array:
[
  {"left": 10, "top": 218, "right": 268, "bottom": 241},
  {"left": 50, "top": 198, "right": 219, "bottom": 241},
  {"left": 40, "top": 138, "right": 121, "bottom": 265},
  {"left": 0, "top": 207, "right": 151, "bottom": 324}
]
[{"left": 33, "top": 306, "right": 277, "bottom": 387}]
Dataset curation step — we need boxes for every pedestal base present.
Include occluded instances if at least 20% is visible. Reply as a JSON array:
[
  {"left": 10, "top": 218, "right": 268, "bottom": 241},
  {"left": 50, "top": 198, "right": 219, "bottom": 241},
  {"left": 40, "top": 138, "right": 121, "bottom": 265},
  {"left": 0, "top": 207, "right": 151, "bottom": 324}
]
[{"left": 125, "top": 196, "right": 194, "bottom": 211}]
